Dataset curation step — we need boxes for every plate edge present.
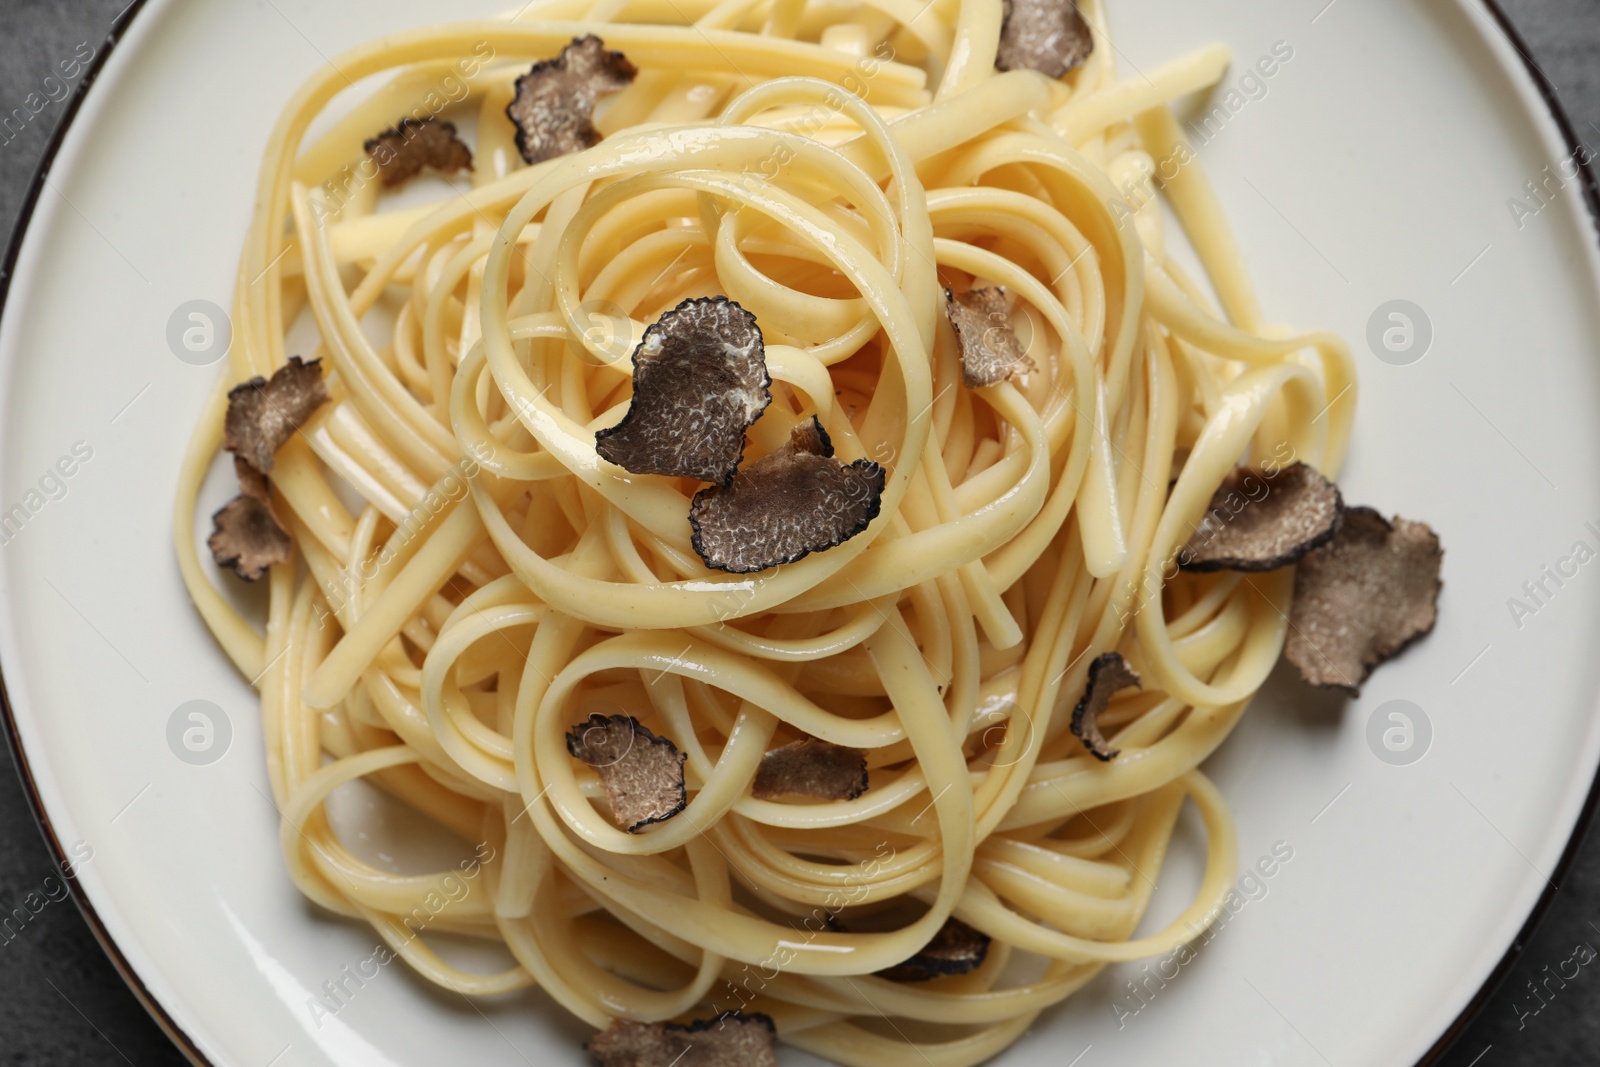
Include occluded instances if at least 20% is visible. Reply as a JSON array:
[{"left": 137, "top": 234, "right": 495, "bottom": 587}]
[
  {"left": 1413, "top": 2, "right": 1600, "bottom": 1063},
  {"left": 0, "top": 3, "right": 214, "bottom": 1065}
]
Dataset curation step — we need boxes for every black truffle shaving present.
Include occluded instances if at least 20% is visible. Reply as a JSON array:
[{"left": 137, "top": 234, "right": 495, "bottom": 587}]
[
  {"left": 877, "top": 918, "right": 992, "bottom": 982},
  {"left": 945, "top": 287, "right": 1035, "bottom": 388},
  {"left": 363, "top": 117, "right": 473, "bottom": 187},
  {"left": 752, "top": 738, "right": 869, "bottom": 801},
  {"left": 208, "top": 458, "right": 292, "bottom": 582},
  {"left": 996, "top": 0, "right": 1095, "bottom": 79},
  {"left": 586, "top": 1011, "right": 778, "bottom": 1066},
  {"left": 210, "top": 357, "right": 326, "bottom": 580},
  {"left": 595, "top": 296, "right": 771, "bottom": 486},
  {"left": 565, "top": 713, "right": 687, "bottom": 832},
  {"left": 222, "top": 356, "right": 329, "bottom": 475},
  {"left": 1286, "top": 507, "right": 1443, "bottom": 696},
  {"left": 689, "top": 417, "right": 885, "bottom": 574},
  {"left": 1179, "top": 463, "right": 1344, "bottom": 573},
  {"left": 506, "top": 35, "right": 638, "bottom": 165},
  {"left": 1070, "top": 652, "right": 1140, "bottom": 762}
]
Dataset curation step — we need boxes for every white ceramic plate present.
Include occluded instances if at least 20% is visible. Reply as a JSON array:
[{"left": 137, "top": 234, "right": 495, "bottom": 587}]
[{"left": 4, "top": 1, "right": 1599, "bottom": 1064}]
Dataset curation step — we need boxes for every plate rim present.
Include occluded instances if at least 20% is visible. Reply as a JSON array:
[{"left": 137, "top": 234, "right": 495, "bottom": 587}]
[
  {"left": 1408, "top": 2, "right": 1600, "bottom": 1060},
  {"left": 0, "top": 3, "right": 1594, "bottom": 1065},
  {"left": 0, "top": 6, "right": 213, "bottom": 1064}
]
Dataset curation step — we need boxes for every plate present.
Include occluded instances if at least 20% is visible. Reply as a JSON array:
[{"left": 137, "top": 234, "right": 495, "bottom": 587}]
[{"left": 3, "top": 1, "right": 1599, "bottom": 1064}]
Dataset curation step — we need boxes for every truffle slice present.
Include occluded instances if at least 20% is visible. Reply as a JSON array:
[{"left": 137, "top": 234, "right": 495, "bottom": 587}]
[
  {"left": 752, "top": 738, "right": 868, "bottom": 801},
  {"left": 587, "top": 1012, "right": 778, "bottom": 1067},
  {"left": 363, "top": 117, "right": 473, "bottom": 187},
  {"left": 506, "top": 35, "right": 638, "bottom": 165},
  {"left": 223, "top": 356, "right": 329, "bottom": 475},
  {"left": 565, "top": 713, "right": 687, "bottom": 832},
  {"left": 1180, "top": 463, "right": 1344, "bottom": 573},
  {"left": 594, "top": 296, "right": 771, "bottom": 485},
  {"left": 1285, "top": 507, "right": 1443, "bottom": 696},
  {"left": 995, "top": 0, "right": 1095, "bottom": 79},
  {"left": 689, "top": 417, "right": 885, "bottom": 574},
  {"left": 945, "top": 287, "right": 1035, "bottom": 388},
  {"left": 1070, "top": 652, "right": 1140, "bottom": 762},
  {"left": 877, "top": 918, "right": 991, "bottom": 982},
  {"left": 208, "top": 458, "right": 292, "bottom": 582}
]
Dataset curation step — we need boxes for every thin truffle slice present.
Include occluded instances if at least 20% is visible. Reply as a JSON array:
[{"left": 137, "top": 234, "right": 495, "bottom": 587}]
[
  {"left": 565, "top": 714, "right": 687, "bottom": 832},
  {"left": 363, "top": 117, "right": 473, "bottom": 187},
  {"left": 223, "top": 356, "right": 329, "bottom": 474},
  {"left": 689, "top": 417, "right": 885, "bottom": 574},
  {"left": 587, "top": 1012, "right": 778, "bottom": 1067},
  {"left": 208, "top": 496, "right": 290, "bottom": 581},
  {"left": 877, "top": 919, "right": 992, "bottom": 982},
  {"left": 1286, "top": 507, "right": 1443, "bottom": 696},
  {"left": 208, "top": 458, "right": 292, "bottom": 582},
  {"left": 945, "top": 287, "right": 1035, "bottom": 388},
  {"left": 1071, "top": 652, "right": 1140, "bottom": 762},
  {"left": 506, "top": 35, "right": 638, "bottom": 165},
  {"left": 752, "top": 738, "right": 868, "bottom": 801},
  {"left": 234, "top": 457, "right": 271, "bottom": 502},
  {"left": 1180, "top": 463, "right": 1344, "bottom": 573},
  {"left": 995, "top": 0, "right": 1095, "bottom": 79},
  {"left": 595, "top": 296, "right": 771, "bottom": 485}
]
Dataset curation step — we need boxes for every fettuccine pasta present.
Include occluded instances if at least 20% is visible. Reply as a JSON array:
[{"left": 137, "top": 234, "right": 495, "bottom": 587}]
[{"left": 175, "top": 0, "right": 1356, "bottom": 1063}]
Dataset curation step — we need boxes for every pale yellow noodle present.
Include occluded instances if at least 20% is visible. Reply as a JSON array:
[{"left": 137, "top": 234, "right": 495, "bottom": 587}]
[{"left": 174, "top": 2, "right": 1357, "bottom": 1064}]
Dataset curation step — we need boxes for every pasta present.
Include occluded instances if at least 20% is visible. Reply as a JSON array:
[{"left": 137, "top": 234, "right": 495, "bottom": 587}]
[{"left": 174, "top": 0, "right": 1357, "bottom": 1063}]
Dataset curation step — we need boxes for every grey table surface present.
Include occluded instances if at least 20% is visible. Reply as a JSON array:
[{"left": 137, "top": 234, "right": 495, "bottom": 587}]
[{"left": 2, "top": 1, "right": 1600, "bottom": 1064}]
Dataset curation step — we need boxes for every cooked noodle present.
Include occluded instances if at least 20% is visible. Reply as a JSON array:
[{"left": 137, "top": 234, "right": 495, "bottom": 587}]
[{"left": 174, "top": 1, "right": 1356, "bottom": 1062}]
